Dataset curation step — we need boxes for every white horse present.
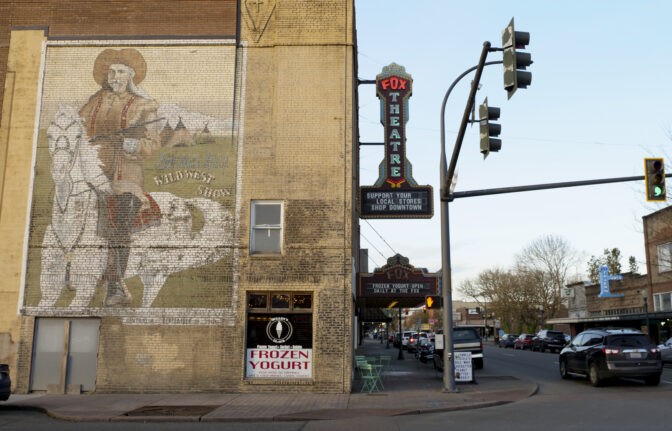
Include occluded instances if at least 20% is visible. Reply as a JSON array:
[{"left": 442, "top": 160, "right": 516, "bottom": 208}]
[{"left": 39, "top": 105, "right": 233, "bottom": 308}]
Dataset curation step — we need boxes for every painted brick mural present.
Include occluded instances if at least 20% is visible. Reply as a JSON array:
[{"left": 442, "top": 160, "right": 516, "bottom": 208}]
[{"left": 21, "top": 40, "right": 241, "bottom": 324}]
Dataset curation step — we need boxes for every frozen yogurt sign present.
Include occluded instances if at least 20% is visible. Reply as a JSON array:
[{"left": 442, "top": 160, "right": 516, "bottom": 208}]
[{"left": 360, "top": 63, "right": 433, "bottom": 219}]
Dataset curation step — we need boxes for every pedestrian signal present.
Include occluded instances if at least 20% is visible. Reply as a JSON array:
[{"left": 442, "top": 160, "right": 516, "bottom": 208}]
[{"left": 425, "top": 295, "right": 443, "bottom": 309}]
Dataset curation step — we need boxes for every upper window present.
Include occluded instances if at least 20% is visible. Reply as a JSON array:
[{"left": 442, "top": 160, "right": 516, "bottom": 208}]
[
  {"left": 250, "top": 201, "right": 283, "bottom": 254},
  {"left": 658, "top": 243, "right": 672, "bottom": 273},
  {"left": 654, "top": 292, "right": 672, "bottom": 312}
]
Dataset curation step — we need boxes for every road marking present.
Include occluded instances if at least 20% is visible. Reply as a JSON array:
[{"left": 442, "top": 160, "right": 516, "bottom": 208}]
[{"left": 502, "top": 353, "right": 515, "bottom": 357}]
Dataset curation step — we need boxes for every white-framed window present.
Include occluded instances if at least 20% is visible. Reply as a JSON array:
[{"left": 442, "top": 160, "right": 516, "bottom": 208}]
[
  {"left": 250, "top": 200, "right": 283, "bottom": 254},
  {"left": 658, "top": 243, "right": 672, "bottom": 273},
  {"left": 654, "top": 292, "right": 672, "bottom": 311}
]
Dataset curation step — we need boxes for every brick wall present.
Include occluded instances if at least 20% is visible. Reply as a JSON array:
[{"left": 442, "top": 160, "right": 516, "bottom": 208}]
[
  {"left": 644, "top": 206, "right": 672, "bottom": 299},
  {"left": 2, "top": 0, "right": 357, "bottom": 394}
]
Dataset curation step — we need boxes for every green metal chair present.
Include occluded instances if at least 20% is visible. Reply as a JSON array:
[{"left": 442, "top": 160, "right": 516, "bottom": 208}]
[
  {"left": 359, "top": 363, "right": 382, "bottom": 393},
  {"left": 378, "top": 355, "right": 391, "bottom": 369},
  {"left": 355, "top": 360, "right": 368, "bottom": 379}
]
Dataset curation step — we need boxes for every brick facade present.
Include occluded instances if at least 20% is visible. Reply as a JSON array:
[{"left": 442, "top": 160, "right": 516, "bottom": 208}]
[
  {"left": 1, "top": 0, "right": 357, "bottom": 394},
  {"left": 644, "top": 206, "right": 672, "bottom": 307}
]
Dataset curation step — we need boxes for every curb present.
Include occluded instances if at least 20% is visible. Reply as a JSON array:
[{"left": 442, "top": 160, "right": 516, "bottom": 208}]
[{"left": 0, "top": 382, "right": 539, "bottom": 423}]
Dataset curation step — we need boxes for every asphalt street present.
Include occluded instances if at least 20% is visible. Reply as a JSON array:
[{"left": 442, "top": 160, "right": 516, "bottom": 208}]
[{"left": 2, "top": 344, "right": 671, "bottom": 430}]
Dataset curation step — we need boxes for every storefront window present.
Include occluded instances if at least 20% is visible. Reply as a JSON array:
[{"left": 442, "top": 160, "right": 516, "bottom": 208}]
[
  {"left": 293, "top": 294, "right": 312, "bottom": 309},
  {"left": 245, "top": 292, "right": 313, "bottom": 379},
  {"left": 271, "top": 294, "right": 290, "bottom": 309},
  {"left": 248, "top": 294, "right": 268, "bottom": 309}
]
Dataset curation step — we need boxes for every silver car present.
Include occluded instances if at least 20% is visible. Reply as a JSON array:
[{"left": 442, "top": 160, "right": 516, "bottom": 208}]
[{"left": 658, "top": 337, "right": 672, "bottom": 363}]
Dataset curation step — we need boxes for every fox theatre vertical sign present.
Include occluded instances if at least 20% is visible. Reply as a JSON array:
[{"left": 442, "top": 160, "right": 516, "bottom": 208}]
[{"left": 360, "top": 64, "right": 433, "bottom": 218}]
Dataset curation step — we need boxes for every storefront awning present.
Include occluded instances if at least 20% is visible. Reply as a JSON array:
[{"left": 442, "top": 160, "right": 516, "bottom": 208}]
[
  {"left": 547, "top": 310, "right": 672, "bottom": 325},
  {"left": 358, "top": 307, "right": 392, "bottom": 322}
]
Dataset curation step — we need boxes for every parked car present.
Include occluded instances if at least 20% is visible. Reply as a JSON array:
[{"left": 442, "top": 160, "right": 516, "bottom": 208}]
[
  {"left": 415, "top": 338, "right": 435, "bottom": 363},
  {"left": 559, "top": 328, "right": 662, "bottom": 387},
  {"left": 434, "top": 327, "right": 484, "bottom": 370},
  {"left": 407, "top": 332, "right": 420, "bottom": 352},
  {"left": 498, "top": 334, "right": 518, "bottom": 348},
  {"left": 658, "top": 337, "right": 672, "bottom": 363},
  {"left": 0, "top": 364, "right": 10, "bottom": 401},
  {"left": 514, "top": 334, "right": 534, "bottom": 350},
  {"left": 532, "top": 329, "right": 567, "bottom": 353},
  {"left": 400, "top": 331, "right": 413, "bottom": 350},
  {"left": 408, "top": 332, "right": 428, "bottom": 353},
  {"left": 393, "top": 332, "right": 403, "bottom": 348}
]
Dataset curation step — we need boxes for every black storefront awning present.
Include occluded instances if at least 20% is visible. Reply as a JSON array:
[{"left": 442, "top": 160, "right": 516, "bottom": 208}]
[{"left": 358, "top": 307, "right": 392, "bottom": 323}]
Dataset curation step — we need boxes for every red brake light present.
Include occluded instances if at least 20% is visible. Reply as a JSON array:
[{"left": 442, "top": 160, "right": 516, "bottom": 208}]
[
  {"left": 651, "top": 347, "right": 660, "bottom": 354},
  {"left": 602, "top": 348, "right": 620, "bottom": 354}
]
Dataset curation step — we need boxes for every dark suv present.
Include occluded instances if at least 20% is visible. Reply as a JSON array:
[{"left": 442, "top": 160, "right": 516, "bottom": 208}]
[
  {"left": 434, "top": 327, "right": 484, "bottom": 370},
  {"left": 532, "top": 329, "right": 567, "bottom": 353},
  {"left": 559, "top": 328, "right": 662, "bottom": 387}
]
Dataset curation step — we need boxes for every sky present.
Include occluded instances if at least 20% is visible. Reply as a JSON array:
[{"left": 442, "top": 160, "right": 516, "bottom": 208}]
[{"left": 354, "top": 1, "right": 672, "bottom": 299}]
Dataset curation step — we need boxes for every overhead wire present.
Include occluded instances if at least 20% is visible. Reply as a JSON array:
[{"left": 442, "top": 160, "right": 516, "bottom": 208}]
[
  {"left": 360, "top": 232, "right": 386, "bottom": 264},
  {"left": 363, "top": 219, "right": 397, "bottom": 256}
]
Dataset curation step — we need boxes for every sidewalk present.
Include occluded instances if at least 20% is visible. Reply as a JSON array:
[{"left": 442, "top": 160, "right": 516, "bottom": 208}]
[{"left": 0, "top": 340, "right": 537, "bottom": 422}]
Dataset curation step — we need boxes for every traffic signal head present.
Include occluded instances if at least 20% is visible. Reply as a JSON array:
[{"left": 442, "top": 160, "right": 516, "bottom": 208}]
[
  {"left": 479, "top": 97, "right": 501, "bottom": 159},
  {"left": 645, "top": 158, "right": 666, "bottom": 201},
  {"left": 425, "top": 295, "right": 443, "bottom": 309},
  {"left": 502, "top": 18, "right": 532, "bottom": 99}
]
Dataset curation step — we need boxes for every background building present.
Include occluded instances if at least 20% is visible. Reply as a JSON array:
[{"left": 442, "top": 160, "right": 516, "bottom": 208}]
[
  {"left": 0, "top": 0, "right": 358, "bottom": 394},
  {"left": 548, "top": 206, "right": 672, "bottom": 342}
]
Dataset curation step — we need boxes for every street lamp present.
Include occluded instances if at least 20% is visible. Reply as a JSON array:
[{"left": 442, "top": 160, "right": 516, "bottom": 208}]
[
  {"left": 641, "top": 289, "right": 651, "bottom": 337},
  {"left": 440, "top": 42, "right": 499, "bottom": 393}
]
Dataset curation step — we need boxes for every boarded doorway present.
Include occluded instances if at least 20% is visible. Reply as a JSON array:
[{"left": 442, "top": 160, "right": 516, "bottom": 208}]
[{"left": 30, "top": 318, "right": 100, "bottom": 392}]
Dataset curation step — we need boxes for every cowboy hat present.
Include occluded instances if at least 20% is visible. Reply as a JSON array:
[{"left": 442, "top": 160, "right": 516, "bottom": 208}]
[{"left": 93, "top": 48, "right": 147, "bottom": 86}]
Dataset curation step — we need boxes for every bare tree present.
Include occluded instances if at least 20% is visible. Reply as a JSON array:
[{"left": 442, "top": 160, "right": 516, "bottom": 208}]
[
  {"left": 515, "top": 235, "right": 581, "bottom": 320},
  {"left": 459, "top": 268, "right": 541, "bottom": 333}
]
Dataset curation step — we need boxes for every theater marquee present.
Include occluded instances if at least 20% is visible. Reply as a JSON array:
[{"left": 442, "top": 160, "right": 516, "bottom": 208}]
[
  {"left": 358, "top": 254, "right": 439, "bottom": 299},
  {"left": 359, "top": 63, "right": 433, "bottom": 219}
]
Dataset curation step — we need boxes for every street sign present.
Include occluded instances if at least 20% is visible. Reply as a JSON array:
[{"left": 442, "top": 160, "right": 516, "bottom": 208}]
[{"left": 598, "top": 265, "right": 624, "bottom": 298}]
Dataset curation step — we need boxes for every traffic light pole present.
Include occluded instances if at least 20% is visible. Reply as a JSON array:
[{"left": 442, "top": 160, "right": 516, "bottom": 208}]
[
  {"left": 440, "top": 41, "right": 500, "bottom": 393},
  {"left": 447, "top": 174, "right": 672, "bottom": 200}
]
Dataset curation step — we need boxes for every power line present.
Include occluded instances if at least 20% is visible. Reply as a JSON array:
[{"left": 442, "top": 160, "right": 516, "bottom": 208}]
[
  {"left": 367, "top": 254, "right": 380, "bottom": 269},
  {"left": 363, "top": 219, "right": 398, "bottom": 256},
  {"left": 360, "top": 232, "right": 387, "bottom": 262}
]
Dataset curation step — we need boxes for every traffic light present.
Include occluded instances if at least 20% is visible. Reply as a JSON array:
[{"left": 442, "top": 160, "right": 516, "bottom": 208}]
[
  {"left": 425, "top": 295, "right": 443, "bottom": 309},
  {"left": 479, "top": 98, "right": 501, "bottom": 159},
  {"left": 645, "top": 158, "right": 666, "bottom": 201},
  {"left": 502, "top": 18, "right": 532, "bottom": 99}
]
